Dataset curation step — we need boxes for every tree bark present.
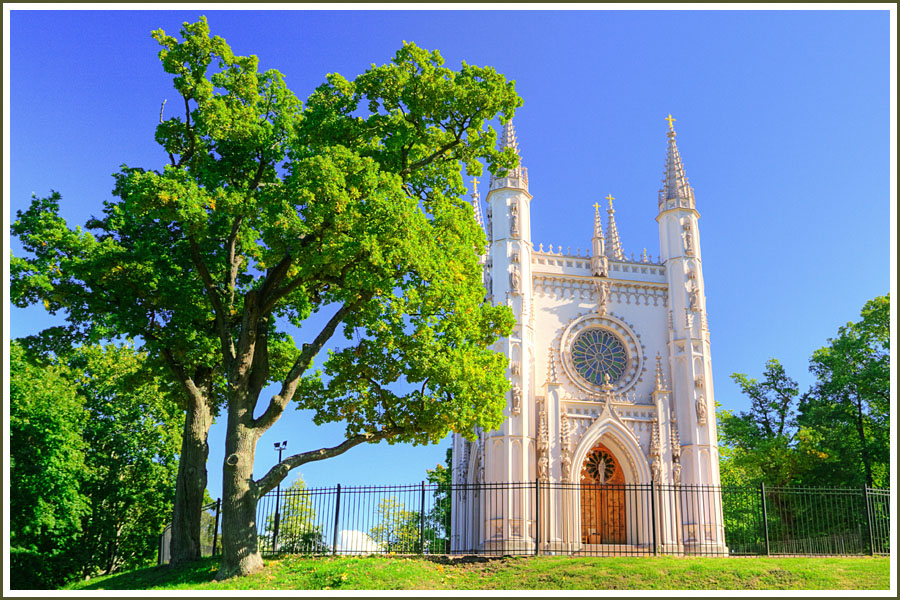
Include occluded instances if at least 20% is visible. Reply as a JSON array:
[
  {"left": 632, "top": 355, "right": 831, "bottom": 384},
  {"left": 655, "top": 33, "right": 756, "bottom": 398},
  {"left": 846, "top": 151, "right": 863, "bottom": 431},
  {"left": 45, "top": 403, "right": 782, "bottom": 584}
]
[
  {"left": 169, "top": 395, "right": 214, "bottom": 565},
  {"left": 215, "top": 414, "right": 264, "bottom": 579}
]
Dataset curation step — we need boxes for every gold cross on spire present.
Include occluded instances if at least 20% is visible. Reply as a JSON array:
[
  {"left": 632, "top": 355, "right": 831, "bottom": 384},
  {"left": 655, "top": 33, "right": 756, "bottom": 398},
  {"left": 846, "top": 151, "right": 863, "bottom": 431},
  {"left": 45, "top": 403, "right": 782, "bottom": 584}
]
[
  {"left": 472, "top": 177, "right": 480, "bottom": 195},
  {"left": 605, "top": 194, "right": 615, "bottom": 208},
  {"left": 665, "top": 114, "right": 676, "bottom": 130},
  {"left": 593, "top": 201, "right": 601, "bottom": 212}
]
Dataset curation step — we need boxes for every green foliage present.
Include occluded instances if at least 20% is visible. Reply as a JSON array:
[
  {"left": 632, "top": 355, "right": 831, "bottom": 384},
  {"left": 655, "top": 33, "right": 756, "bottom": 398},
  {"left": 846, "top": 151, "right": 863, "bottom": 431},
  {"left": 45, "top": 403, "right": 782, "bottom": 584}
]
[
  {"left": 799, "top": 294, "right": 890, "bottom": 488},
  {"left": 12, "top": 15, "right": 522, "bottom": 575},
  {"left": 721, "top": 294, "right": 890, "bottom": 489},
  {"left": 9, "top": 340, "right": 183, "bottom": 589},
  {"left": 10, "top": 342, "right": 89, "bottom": 589},
  {"left": 719, "top": 359, "right": 809, "bottom": 486},
  {"left": 68, "top": 343, "right": 183, "bottom": 575}
]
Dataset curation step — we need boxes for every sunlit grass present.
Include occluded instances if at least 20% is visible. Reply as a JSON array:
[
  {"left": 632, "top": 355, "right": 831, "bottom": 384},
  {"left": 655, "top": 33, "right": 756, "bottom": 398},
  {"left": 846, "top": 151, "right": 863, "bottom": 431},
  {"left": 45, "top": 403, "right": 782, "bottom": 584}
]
[{"left": 64, "top": 554, "right": 890, "bottom": 591}]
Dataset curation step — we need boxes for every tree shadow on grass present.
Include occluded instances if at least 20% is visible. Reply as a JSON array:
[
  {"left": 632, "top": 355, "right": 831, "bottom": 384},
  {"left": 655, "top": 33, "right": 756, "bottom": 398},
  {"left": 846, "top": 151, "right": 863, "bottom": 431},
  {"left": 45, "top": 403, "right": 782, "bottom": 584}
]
[{"left": 73, "top": 557, "right": 219, "bottom": 590}]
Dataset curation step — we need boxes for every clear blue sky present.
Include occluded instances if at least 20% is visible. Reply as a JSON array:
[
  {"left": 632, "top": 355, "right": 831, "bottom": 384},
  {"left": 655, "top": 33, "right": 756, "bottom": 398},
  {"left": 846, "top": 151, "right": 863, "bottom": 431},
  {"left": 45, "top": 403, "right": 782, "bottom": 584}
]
[{"left": 6, "top": 8, "right": 893, "bottom": 499}]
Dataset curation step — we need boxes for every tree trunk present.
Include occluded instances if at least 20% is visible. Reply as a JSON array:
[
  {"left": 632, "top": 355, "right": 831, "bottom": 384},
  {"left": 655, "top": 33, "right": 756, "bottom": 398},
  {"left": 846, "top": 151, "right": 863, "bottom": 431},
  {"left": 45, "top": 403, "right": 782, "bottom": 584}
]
[
  {"left": 853, "top": 392, "right": 873, "bottom": 487},
  {"left": 169, "top": 396, "right": 214, "bottom": 565},
  {"left": 215, "top": 418, "right": 264, "bottom": 580}
]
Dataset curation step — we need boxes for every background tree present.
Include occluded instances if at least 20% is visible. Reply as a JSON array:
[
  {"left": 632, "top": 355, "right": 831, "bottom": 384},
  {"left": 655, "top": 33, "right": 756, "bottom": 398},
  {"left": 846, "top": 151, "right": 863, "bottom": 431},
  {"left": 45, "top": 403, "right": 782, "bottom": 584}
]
[
  {"left": 369, "top": 497, "right": 421, "bottom": 553},
  {"left": 9, "top": 341, "right": 183, "bottom": 588},
  {"left": 67, "top": 343, "right": 183, "bottom": 576},
  {"left": 260, "top": 477, "right": 327, "bottom": 554},
  {"left": 718, "top": 359, "right": 808, "bottom": 487},
  {"left": 799, "top": 294, "right": 890, "bottom": 488},
  {"left": 423, "top": 448, "right": 453, "bottom": 553},
  {"left": 11, "top": 188, "right": 221, "bottom": 568},
  {"left": 10, "top": 342, "right": 89, "bottom": 589}
]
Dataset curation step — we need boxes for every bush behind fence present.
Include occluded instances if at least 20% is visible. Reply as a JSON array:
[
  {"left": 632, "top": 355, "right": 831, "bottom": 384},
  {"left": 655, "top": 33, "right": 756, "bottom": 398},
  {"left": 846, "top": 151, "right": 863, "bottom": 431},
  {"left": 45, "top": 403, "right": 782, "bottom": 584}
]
[{"left": 159, "top": 483, "right": 890, "bottom": 563}]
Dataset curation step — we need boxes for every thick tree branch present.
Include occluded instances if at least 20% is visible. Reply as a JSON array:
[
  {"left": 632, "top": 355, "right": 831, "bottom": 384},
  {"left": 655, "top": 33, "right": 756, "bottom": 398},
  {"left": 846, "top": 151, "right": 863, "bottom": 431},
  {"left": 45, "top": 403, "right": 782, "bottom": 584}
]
[
  {"left": 251, "top": 298, "right": 363, "bottom": 433},
  {"left": 253, "top": 427, "right": 401, "bottom": 496},
  {"left": 225, "top": 215, "right": 244, "bottom": 306},
  {"left": 188, "top": 237, "right": 236, "bottom": 365},
  {"left": 399, "top": 137, "right": 461, "bottom": 177}
]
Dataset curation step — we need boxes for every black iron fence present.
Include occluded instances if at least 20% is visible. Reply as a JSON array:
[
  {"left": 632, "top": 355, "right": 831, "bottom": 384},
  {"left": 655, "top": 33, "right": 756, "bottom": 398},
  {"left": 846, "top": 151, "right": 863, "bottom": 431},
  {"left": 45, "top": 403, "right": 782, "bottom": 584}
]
[
  {"left": 158, "top": 500, "right": 221, "bottom": 565},
  {"left": 159, "top": 483, "right": 890, "bottom": 563}
]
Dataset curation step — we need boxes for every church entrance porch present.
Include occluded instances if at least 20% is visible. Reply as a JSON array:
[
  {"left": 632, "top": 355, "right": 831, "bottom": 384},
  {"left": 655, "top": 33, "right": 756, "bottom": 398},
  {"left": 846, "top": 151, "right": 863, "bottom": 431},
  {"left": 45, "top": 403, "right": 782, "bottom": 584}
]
[{"left": 580, "top": 442, "right": 626, "bottom": 544}]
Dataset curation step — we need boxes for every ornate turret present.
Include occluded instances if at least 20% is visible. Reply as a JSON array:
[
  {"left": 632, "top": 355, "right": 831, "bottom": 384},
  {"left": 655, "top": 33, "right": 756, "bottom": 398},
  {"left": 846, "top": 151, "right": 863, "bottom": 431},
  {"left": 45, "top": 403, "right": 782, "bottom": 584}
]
[
  {"left": 659, "top": 114, "right": 695, "bottom": 211},
  {"left": 590, "top": 202, "right": 609, "bottom": 277},
  {"left": 490, "top": 119, "right": 529, "bottom": 192},
  {"left": 604, "top": 194, "right": 624, "bottom": 260}
]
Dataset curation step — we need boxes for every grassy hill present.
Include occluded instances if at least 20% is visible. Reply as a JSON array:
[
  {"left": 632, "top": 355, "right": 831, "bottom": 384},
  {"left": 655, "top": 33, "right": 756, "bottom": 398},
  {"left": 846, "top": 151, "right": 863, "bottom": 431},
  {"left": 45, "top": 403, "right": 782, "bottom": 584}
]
[{"left": 62, "top": 554, "right": 890, "bottom": 591}]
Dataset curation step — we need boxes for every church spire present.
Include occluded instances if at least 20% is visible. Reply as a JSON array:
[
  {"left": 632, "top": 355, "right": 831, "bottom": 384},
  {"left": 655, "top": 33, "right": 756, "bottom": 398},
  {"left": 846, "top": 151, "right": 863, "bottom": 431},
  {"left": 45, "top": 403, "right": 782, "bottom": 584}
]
[
  {"left": 490, "top": 118, "right": 529, "bottom": 192},
  {"left": 659, "top": 114, "right": 695, "bottom": 211},
  {"left": 604, "top": 194, "right": 624, "bottom": 260}
]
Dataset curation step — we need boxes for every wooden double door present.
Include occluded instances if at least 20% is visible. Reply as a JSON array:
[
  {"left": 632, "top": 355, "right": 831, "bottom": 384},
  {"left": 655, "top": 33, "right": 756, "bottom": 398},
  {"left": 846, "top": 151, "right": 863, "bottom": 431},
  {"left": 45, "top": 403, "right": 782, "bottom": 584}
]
[{"left": 580, "top": 441, "right": 626, "bottom": 544}]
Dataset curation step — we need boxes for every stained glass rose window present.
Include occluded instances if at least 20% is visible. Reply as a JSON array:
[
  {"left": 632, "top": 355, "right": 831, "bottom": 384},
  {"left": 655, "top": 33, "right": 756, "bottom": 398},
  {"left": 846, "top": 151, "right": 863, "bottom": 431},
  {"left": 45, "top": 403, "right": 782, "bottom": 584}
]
[{"left": 571, "top": 329, "right": 627, "bottom": 386}]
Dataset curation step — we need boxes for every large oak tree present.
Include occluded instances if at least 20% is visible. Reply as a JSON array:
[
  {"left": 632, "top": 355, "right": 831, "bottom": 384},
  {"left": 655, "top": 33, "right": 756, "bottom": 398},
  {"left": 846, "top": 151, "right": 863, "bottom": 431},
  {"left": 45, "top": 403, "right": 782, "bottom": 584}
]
[{"left": 13, "top": 17, "right": 520, "bottom": 578}]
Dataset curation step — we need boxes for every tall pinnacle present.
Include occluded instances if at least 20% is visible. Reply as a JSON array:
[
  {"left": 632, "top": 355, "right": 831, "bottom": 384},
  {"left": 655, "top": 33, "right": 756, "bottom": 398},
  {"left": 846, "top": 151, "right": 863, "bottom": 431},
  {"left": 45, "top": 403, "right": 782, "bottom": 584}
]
[
  {"left": 604, "top": 194, "right": 624, "bottom": 260},
  {"left": 499, "top": 119, "right": 520, "bottom": 155},
  {"left": 470, "top": 177, "right": 484, "bottom": 230},
  {"left": 591, "top": 202, "right": 609, "bottom": 277},
  {"left": 490, "top": 118, "right": 528, "bottom": 192},
  {"left": 660, "top": 114, "right": 695, "bottom": 209},
  {"left": 654, "top": 353, "right": 667, "bottom": 391}
]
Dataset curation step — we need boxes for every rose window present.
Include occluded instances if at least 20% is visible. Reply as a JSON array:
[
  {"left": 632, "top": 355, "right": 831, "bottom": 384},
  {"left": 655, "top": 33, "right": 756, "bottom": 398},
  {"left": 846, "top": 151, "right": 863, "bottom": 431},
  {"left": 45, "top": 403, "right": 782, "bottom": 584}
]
[{"left": 571, "top": 329, "right": 627, "bottom": 386}]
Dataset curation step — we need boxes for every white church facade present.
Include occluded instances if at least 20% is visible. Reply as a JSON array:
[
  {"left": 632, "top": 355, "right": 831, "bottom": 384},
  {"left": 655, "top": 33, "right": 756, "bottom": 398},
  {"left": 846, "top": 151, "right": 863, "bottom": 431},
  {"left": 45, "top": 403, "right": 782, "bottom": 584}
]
[{"left": 451, "top": 117, "right": 726, "bottom": 554}]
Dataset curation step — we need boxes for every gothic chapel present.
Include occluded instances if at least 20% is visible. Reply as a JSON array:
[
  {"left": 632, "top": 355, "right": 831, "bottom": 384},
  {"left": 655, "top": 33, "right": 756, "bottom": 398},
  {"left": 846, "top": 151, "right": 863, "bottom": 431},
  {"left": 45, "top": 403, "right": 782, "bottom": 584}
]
[{"left": 451, "top": 117, "right": 727, "bottom": 554}]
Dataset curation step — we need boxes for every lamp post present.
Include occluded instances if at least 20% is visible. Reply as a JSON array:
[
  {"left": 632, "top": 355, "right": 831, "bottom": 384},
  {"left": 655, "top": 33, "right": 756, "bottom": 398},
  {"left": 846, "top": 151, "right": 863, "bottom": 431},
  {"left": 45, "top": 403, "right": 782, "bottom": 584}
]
[{"left": 272, "top": 440, "right": 287, "bottom": 553}]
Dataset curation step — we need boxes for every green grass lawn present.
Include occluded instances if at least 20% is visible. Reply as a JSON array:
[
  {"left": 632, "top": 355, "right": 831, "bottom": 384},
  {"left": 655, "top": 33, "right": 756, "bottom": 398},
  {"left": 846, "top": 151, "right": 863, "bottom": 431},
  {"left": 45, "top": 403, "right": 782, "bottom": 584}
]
[{"left": 63, "top": 554, "right": 890, "bottom": 591}]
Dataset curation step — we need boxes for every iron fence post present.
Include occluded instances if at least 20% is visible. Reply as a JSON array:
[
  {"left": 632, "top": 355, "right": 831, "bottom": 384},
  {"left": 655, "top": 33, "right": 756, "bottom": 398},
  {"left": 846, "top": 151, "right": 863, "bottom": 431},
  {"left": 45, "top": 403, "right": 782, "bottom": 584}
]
[
  {"left": 760, "top": 482, "right": 770, "bottom": 556},
  {"left": 650, "top": 481, "right": 658, "bottom": 556},
  {"left": 420, "top": 481, "right": 426, "bottom": 554},
  {"left": 212, "top": 498, "right": 221, "bottom": 556},
  {"left": 862, "top": 486, "right": 875, "bottom": 555},
  {"left": 535, "top": 479, "right": 541, "bottom": 556},
  {"left": 332, "top": 484, "right": 342, "bottom": 555}
]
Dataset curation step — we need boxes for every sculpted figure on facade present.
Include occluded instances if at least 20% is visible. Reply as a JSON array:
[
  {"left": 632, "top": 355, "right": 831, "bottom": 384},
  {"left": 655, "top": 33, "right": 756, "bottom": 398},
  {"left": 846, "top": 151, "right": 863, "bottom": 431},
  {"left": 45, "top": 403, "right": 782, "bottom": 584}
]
[
  {"left": 510, "top": 200, "right": 520, "bottom": 237},
  {"left": 595, "top": 280, "right": 611, "bottom": 316},
  {"left": 511, "top": 384, "right": 522, "bottom": 415},
  {"left": 696, "top": 395, "right": 708, "bottom": 426},
  {"left": 682, "top": 222, "right": 694, "bottom": 256},
  {"left": 510, "top": 266, "right": 521, "bottom": 295}
]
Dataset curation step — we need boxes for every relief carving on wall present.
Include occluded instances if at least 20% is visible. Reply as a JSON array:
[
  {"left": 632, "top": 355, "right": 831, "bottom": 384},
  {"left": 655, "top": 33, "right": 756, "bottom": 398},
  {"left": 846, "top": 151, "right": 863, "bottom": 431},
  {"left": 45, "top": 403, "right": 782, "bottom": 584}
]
[{"left": 595, "top": 280, "right": 611, "bottom": 316}]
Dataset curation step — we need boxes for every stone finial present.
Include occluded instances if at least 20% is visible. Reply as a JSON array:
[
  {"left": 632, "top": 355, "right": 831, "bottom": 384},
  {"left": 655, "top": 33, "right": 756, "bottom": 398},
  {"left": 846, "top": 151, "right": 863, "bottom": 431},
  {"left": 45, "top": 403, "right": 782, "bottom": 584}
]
[
  {"left": 605, "top": 194, "right": 625, "bottom": 260},
  {"left": 654, "top": 353, "right": 667, "bottom": 391}
]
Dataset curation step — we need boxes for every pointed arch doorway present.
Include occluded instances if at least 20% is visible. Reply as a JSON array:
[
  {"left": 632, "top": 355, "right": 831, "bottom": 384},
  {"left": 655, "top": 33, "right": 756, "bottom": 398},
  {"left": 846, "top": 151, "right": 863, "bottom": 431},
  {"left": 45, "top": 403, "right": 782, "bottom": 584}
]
[{"left": 580, "top": 441, "right": 626, "bottom": 544}]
